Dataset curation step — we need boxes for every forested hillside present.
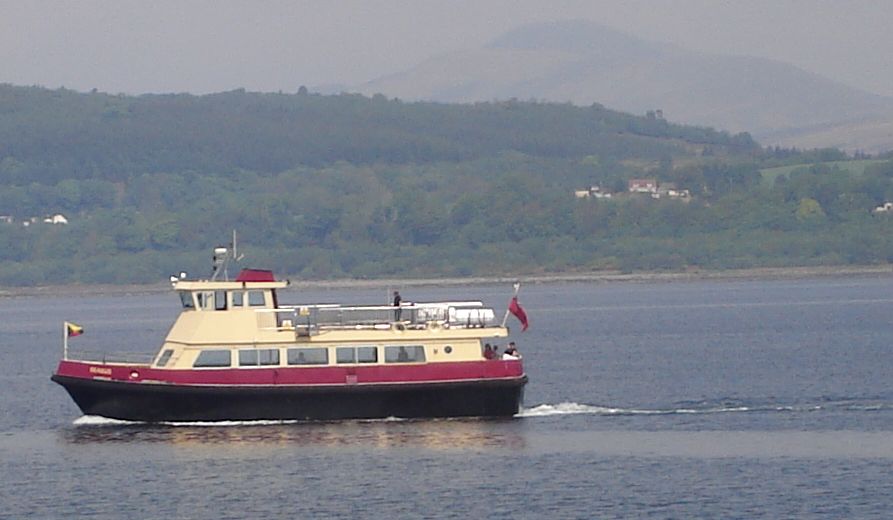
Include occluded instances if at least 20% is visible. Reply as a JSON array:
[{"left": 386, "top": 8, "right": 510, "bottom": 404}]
[{"left": 0, "top": 84, "right": 891, "bottom": 285}]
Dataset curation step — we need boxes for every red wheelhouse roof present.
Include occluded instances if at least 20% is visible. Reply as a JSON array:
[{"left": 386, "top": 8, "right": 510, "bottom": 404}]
[{"left": 235, "top": 269, "right": 276, "bottom": 282}]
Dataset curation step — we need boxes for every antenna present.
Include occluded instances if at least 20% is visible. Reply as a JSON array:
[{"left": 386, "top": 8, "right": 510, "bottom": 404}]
[
  {"left": 232, "top": 230, "right": 244, "bottom": 262},
  {"left": 210, "top": 230, "right": 244, "bottom": 281}
]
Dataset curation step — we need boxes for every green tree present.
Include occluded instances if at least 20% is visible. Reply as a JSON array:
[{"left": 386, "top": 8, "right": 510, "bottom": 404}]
[{"left": 796, "top": 198, "right": 825, "bottom": 221}]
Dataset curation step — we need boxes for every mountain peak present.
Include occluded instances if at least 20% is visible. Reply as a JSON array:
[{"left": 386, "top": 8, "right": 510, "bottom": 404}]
[
  {"left": 353, "top": 19, "right": 893, "bottom": 152},
  {"left": 486, "top": 20, "right": 653, "bottom": 55}
]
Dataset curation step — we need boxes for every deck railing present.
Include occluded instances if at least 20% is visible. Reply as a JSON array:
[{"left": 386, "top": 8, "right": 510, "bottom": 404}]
[
  {"left": 259, "top": 301, "right": 497, "bottom": 336},
  {"left": 64, "top": 349, "right": 155, "bottom": 365}
]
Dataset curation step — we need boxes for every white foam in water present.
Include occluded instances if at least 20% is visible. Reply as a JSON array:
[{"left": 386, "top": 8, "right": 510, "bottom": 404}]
[
  {"left": 161, "top": 419, "right": 302, "bottom": 427},
  {"left": 161, "top": 416, "right": 411, "bottom": 426},
  {"left": 73, "top": 415, "right": 141, "bottom": 426},
  {"left": 73, "top": 415, "right": 408, "bottom": 427},
  {"left": 515, "top": 402, "right": 821, "bottom": 418},
  {"left": 517, "top": 402, "right": 622, "bottom": 417},
  {"left": 673, "top": 406, "right": 751, "bottom": 414},
  {"left": 73, "top": 415, "right": 304, "bottom": 427}
]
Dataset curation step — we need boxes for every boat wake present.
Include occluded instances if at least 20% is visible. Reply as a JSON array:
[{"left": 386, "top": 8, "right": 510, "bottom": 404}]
[
  {"left": 516, "top": 402, "right": 766, "bottom": 417},
  {"left": 516, "top": 399, "right": 893, "bottom": 418},
  {"left": 73, "top": 415, "right": 138, "bottom": 426},
  {"left": 73, "top": 415, "right": 305, "bottom": 427},
  {"left": 72, "top": 415, "right": 408, "bottom": 427},
  {"left": 72, "top": 400, "right": 892, "bottom": 425}
]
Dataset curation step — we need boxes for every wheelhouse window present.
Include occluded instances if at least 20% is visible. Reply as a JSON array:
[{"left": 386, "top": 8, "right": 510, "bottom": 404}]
[
  {"left": 196, "top": 291, "right": 214, "bottom": 310},
  {"left": 155, "top": 349, "right": 174, "bottom": 367},
  {"left": 385, "top": 346, "right": 426, "bottom": 363},
  {"left": 287, "top": 348, "right": 328, "bottom": 365},
  {"left": 215, "top": 290, "right": 227, "bottom": 311},
  {"left": 248, "top": 290, "right": 266, "bottom": 307},
  {"left": 239, "top": 349, "right": 280, "bottom": 367},
  {"left": 232, "top": 291, "right": 244, "bottom": 308},
  {"left": 193, "top": 349, "right": 231, "bottom": 368},
  {"left": 179, "top": 292, "right": 195, "bottom": 309}
]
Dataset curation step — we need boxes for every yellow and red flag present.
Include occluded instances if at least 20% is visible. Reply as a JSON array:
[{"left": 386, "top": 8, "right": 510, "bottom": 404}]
[{"left": 66, "top": 322, "right": 84, "bottom": 337}]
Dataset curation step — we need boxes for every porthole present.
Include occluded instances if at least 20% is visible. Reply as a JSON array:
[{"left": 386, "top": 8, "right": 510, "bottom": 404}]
[{"left": 444, "top": 346, "right": 453, "bottom": 354}]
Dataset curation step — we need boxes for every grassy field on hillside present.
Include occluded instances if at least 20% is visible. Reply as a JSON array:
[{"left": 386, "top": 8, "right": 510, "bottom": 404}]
[{"left": 760, "top": 159, "right": 885, "bottom": 186}]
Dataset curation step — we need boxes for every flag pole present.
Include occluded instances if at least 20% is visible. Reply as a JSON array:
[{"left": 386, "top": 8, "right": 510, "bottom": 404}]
[
  {"left": 501, "top": 282, "right": 521, "bottom": 327},
  {"left": 62, "top": 321, "right": 68, "bottom": 361}
]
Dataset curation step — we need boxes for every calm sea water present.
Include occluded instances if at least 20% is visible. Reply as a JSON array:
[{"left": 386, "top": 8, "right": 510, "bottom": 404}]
[{"left": 2, "top": 276, "right": 893, "bottom": 518}]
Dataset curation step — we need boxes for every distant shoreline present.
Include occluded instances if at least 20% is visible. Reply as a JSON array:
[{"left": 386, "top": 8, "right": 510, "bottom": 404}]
[{"left": 1, "top": 265, "right": 891, "bottom": 298}]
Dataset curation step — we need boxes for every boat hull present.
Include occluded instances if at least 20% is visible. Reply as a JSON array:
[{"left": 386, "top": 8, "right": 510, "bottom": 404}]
[{"left": 51, "top": 375, "right": 527, "bottom": 422}]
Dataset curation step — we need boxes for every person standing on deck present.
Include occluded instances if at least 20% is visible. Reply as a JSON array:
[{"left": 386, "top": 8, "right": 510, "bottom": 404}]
[{"left": 393, "top": 291, "right": 402, "bottom": 321}]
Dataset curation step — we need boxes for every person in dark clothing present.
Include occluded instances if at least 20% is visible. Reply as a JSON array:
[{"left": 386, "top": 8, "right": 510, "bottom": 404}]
[
  {"left": 483, "top": 343, "right": 495, "bottom": 360},
  {"left": 503, "top": 341, "right": 520, "bottom": 359},
  {"left": 393, "top": 290, "right": 402, "bottom": 321}
]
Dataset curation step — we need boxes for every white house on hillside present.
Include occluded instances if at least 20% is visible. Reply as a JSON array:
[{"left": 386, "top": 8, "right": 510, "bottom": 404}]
[
  {"left": 874, "top": 202, "right": 893, "bottom": 214},
  {"left": 575, "top": 185, "right": 613, "bottom": 199},
  {"left": 42, "top": 214, "right": 69, "bottom": 225},
  {"left": 628, "top": 179, "right": 658, "bottom": 194}
]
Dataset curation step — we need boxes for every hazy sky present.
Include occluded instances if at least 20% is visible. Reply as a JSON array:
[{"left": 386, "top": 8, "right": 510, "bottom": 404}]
[{"left": 2, "top": 0, "right": 892, "bottom": 97}]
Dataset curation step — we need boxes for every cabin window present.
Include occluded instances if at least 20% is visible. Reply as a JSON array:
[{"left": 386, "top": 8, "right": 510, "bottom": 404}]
[
  {"left": 287, "top": 348, "right": 328, "bottom": 365},
  {"left": 385, "top": 346, "right": 426, "bottom": 363},
  {"left": 239, "top": 349, "right": 280, "bottom": 367},
  {"left": 232, "top": 291, "right": 244, "bottom": 307},
  {"left": 248, "top": 290, "right": 266, "bottom": 307},
  {"left": 336, "top": 346, "right": 377, "bottom": 364},
  {"left": 357, "top": 346, "right": 378, "bottom": 363},
  {"left": 193, "top": 349, "right": 232, "bottom": 368},
  {"left": 197, "top": 291, "right": 214, "bottom": 310},
  {"left": 336, "top": 347, "right": 356, "bottom": 364},
  {"left": 155, "top": 349, "right": 174, "bottom": 367},
  {"left": 179, "top": 292, "right": 195, "bottom": 309},
  {"left": 215, "top": 290, "right": 227, "bottom": 311}
]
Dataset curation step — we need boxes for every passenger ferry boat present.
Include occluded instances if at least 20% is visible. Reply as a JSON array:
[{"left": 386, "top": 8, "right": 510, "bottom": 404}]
[{"left": 51, "top": 244, "right": 527, "bottom": 422}]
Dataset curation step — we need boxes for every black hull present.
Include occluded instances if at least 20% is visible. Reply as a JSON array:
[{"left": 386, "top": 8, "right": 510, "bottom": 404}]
[{"left": 51, "top": 375, "right": 527, "bottom": 422}]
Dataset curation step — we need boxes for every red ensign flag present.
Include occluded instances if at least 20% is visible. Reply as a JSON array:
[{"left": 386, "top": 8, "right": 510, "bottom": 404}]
[{"left": 508, "top": 296, "right": 529, "bottom": 331}]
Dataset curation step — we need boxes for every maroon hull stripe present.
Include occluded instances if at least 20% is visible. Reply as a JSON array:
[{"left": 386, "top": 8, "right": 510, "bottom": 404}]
[{"left": 55, "top": 359, "right": 525, "bottom": 386}]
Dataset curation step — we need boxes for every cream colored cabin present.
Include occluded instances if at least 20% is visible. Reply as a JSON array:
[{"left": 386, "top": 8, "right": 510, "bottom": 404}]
[{"left": 153, "top": 279, "right": 508, "bottom": 370}]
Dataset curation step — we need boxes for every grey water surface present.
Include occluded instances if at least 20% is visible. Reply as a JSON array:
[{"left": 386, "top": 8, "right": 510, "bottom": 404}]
[{"left": 2, "top": 276, "right": 893, "bottom": 518}]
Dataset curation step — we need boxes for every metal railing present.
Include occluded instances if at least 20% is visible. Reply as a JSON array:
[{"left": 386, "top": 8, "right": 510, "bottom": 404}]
[
  {"left": 65, "top": 349, "right": 155, "bottom": 365},
  {"left": 259, "top": 301, "right": 497, "bottom": 336}
]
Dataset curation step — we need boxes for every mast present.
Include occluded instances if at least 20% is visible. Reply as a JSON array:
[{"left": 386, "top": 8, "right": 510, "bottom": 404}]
[
  {"left": 210, "top": 230, "right": 243, "bottom": 281},
  {"left": 62, "top": 321, "right": 68, "bottom": 360}
]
